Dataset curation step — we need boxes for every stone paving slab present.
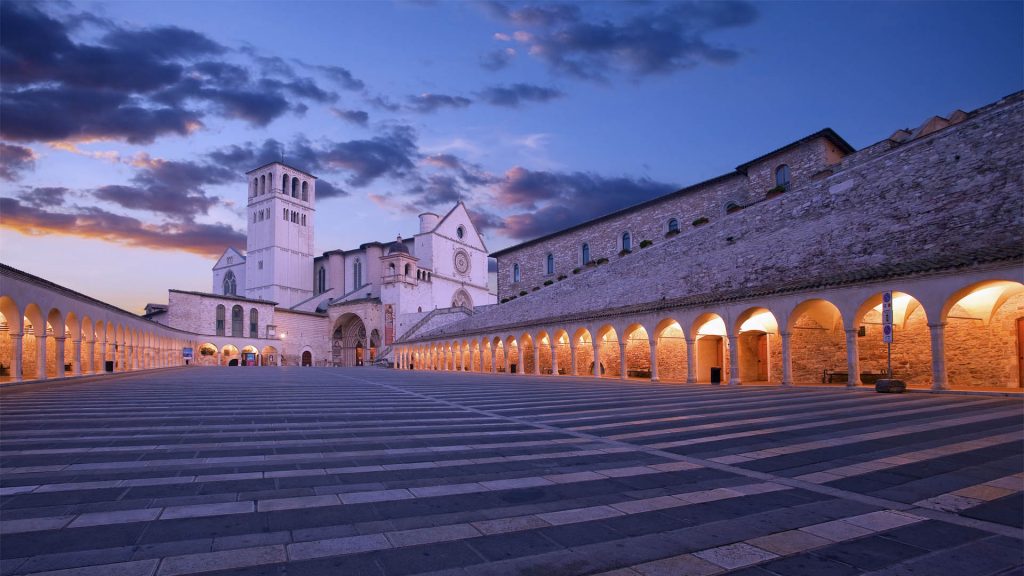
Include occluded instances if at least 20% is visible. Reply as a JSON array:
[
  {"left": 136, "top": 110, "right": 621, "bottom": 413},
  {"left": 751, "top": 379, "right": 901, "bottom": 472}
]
[{"left": 1, "top": 367, "right": 1021, "bottom": 575}]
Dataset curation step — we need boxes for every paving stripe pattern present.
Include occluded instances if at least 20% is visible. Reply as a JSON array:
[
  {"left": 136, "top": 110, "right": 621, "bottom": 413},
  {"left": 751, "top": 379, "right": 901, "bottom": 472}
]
[{"left": 1, "top": 368, "right": 1021, "bottom": 576}]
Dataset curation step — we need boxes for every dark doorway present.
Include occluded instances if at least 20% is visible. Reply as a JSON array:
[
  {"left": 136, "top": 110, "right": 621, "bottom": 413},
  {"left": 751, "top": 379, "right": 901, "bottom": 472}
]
[{"left": 301, "top": 351, "right": 312, "bottom": 366}]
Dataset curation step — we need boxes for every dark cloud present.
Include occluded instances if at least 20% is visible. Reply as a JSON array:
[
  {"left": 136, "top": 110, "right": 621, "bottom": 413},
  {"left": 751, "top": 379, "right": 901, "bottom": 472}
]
[
  {"left": 494, "top": 167, "right": 676, "bottom": 239},
  {"left": 0, "top": 197, "right": 245, "bottom": 257},
  {"left": 485, "top": 1, "right": 757, "bottom": 81},
  {"left": 466, "top": 207, "right": 508, "bottom": 233},
  {"left": 314, "top": 180, "right": 349, "bottom": 199},
  {"left": 407, "top": 93, "right": 472, "bottom": 113},
  {"left": 18, "top": 186, "right": 69, "bottom": 208},
  {"left": 1, "top": 86, "right": 202, "bottom": 144},
  {"left": 303, "top": 64, "right": 365, "bottom": 91},
  {"left": 206, "top": 139, "right": 285, "bottom": 172},
  {"left": 93, "top": 158, "right": 234, "bottom": 220},
  {"left": 330, "top": 107, "right": 370, "bottom": 126},
  {"left": 0, "top": 3, "right": 342, "bottom": 143},
  {"left": 478, "top": 83, "right": 563, "bottom": 107},
  {"left": 423, "top": 153, "right": 500, "bottom": 187},
  {"left": 480, "top": 48, "right": 514, "bottom": 71},
  {"left": 0, "top": 143, "right": 37, "bottom": 180},
  {"left": 405, "top": 175, "right": 464, "bottom": 206},
  {"left": 319, "top": 127, "right": 419, "bottom": 187}
]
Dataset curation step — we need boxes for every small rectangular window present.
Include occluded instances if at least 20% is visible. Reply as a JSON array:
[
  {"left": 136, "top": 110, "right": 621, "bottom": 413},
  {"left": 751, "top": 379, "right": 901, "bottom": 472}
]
[
  {"left": 301, "top": 214, "right": 306, "bottom": 226},
  {"left": 258, "top": 260, "right": 263, "bottom": 270}
]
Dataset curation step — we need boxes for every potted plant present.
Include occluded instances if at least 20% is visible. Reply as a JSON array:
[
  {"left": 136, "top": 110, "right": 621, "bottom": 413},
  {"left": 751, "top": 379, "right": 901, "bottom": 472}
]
[
  {"left": 692, "top": 216, "right": 709, "bottom": 227},
  {"left": 639, "top": 239, "right": 653, "bottom": 248}
]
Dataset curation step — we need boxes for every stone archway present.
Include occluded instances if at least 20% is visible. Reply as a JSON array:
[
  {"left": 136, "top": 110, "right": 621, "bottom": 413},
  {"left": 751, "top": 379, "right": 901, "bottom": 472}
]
[{"left": 332, "top": 313, "right": 369, "bottom": 367}]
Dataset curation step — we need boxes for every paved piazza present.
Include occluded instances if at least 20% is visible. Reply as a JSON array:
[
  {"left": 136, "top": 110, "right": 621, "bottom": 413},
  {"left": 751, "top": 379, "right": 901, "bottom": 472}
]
[{"left": 1, "top": 369, "right": 1022, "bottom": 576}]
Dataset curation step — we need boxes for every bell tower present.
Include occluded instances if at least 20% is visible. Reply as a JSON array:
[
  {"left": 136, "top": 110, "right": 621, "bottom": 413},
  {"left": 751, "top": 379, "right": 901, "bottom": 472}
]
[{"left": 244, "top": 162, "right": 316, "bottom": 307}]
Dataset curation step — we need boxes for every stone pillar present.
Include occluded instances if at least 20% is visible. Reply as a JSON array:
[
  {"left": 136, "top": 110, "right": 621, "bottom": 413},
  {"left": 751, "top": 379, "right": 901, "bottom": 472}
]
[
  {"left": 780, "top": 332, "right": 793, "bottom": 387},
  {"left": 727, "top": 335, "right": 739, "bottom": 386},
  {"left": 504, "top": 347, "right": 510, "bottom": 373},
  {"left": 11, "top": 333, "right": 23, "bottom": 382},
  {"left": 551, "top": 344, "right": 559, "bottom": 376},
  {"left": 216, "top": 352, "right": 222, "bottom": 367},
  {"left": 72, "top": 339, "right": 82, "bottom": 376},
  {"left": 685, "top": 337, "right": 696, "bottom": 384},
  {"left": 649, "top": 338, "right": 659, "bottom": 382},
  {"left": 101, "top": 340, "right": 108, "bottom": 372},
  {"left": 87, "top": 340, "right": 95, "bottom": 373},
  {"left": 37, "top": 334, "right": 47, "bottom": 380},
  {"left": 127, "top": 345, "right": 135, "bottom": 371},
  {"left": 619, "top": 341, "right": 628, "bottom": 380},
  {"left": 534, "top": 344, "right": 541, "bottom": 376},
  {"left": 277, "top": 352, "right": 282, "bottom": 367},
  {"left": 844, "top": 329, "right": 861, "bottom": 387},
  {"left": 570, "top": 343, "right": 577, "bottom": 376},
  {"left": 55, "top": 337, "right": 66, "bottom": 379},
  {"left": 491, "top": 346, "right": 497, "bottom": 373},
  {"left": 929, "top": 322, "right": 949, "bottom": 391},
  {"left": 593, "top": 340, "right": 601, "bottom": 378}
]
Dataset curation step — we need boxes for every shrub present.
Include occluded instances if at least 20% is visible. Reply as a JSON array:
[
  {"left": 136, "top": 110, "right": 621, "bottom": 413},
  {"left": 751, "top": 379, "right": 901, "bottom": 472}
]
[
  {"left": 543, "top": 279, "right": 553, "bottom": 286},
  {"left": 572, "top": 268, "right": 581, "bottom": 274},
  {"left": 532, "top": 286, "right": 540, "bottom": 292},
  {"left": 618, "top": 249, "right": 631, "bottom": 257},
  {"left": 766, "top": 184, "right": 786, "bottom": 197},
  {"left": 639, "top": 239, "right": 653, "bottom": 248},
  {"left": 557, "top": 274, "right": 567, "bottom": 280},
  {"left": 692, "top": 216, "right": 709, "bottom": 227},
  {"left": 519, "top": 290, "right": 527, "bottom": 296},
  {"left": 500, "top": 298, "right": 508, "bottom": 303},
  {"left": 595, "top": 257, "right": 609, "bottom": 265}
]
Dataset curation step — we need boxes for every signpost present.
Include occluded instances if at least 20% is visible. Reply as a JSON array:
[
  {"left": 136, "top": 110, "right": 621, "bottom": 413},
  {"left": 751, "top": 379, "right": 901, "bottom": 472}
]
[{"left": 881, "top": 291, "right": 893, "bottom": 378}]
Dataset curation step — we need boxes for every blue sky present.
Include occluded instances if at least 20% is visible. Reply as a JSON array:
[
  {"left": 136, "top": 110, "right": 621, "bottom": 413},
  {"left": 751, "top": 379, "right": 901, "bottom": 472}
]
[{"left": 1, "top": 0, "right": 1021, "bottom": 312}]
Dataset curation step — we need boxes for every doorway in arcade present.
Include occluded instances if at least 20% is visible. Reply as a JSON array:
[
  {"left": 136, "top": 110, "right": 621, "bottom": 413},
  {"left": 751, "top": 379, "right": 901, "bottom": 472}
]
[{"left": 331, "top": 313, "right": 379, "bottom": 366}]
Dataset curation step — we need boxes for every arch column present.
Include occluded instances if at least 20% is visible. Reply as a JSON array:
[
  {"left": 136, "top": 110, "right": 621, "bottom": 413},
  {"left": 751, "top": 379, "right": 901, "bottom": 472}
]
[
  {"left": 844, "top": 328, "right": 861, "bottom": 387},
  {"left": 100, "top": 339, "right": 108, "bottom": 372},
  {"left": 929, "top": 322, "right": 949, "bottom": 391},
  {"left": 727, "top": 335, "right": 739, "bottom": 386},
  {"left": 533, "top": 344, "right": 541, "bottom": 376},
  {"left": 593, "top": 340, "right": 601, "bottom": 378},
  {"left": 72, "top": 339, "right": 82, "bottom": 376},
  {"left": 551, "top": 343, "right": 559, "bottom": 376},
  {"left": 570, "top": 342, "right": 577, "bottom": 376},
  {"left": 685, "top": 337, "right": 696, "bottom": 384},
  {"left": 504, "top": 346, "right": 510, "bottom": 373},
  {"left": 55, "top": 337, "right": 66, "bottom": 378},
  {"left": 649, "top": 338, "right": 659, "bottom": 382},
  {"left": 619, "top": 341, "right": 627, "bottom": 380},
  {"left": 780, "top": 331, "right": 793, "bottom": 387},
  {"left": 37, "top": 334, "right": 48, "bottom": 380},
  {"left": 491, "top": 345, "right": 497, "bottom": 373},
  {"left": 10, "top": 333, "right": 23, "bottom": 382}
]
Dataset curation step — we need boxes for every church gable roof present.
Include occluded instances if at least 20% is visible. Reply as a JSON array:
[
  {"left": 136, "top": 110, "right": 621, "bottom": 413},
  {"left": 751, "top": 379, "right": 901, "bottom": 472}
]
[
  {"left": 431, "top": 202, "right": 488, "bottom": 251},
  {"left": 212, "top": 247, "right": 246, "bottom": 270}
]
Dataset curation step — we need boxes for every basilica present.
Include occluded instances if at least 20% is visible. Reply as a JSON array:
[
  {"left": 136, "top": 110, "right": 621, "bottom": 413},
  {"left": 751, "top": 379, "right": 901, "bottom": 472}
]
[{"left": 145, "top": 161, "right": 495, "bottom": 367}]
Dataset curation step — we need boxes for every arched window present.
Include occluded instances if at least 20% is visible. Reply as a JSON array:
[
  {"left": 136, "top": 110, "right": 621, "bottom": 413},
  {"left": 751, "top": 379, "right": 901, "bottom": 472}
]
[
  {"left": 215, "top": 305, "right": 225, "bottom": 336},
  {"left": 283, "top": 208, "right": 288, "bottom": 221},
  {"left": 775, "top": 164, "right": 790, "bottom": 189},
  {"left": 725, "top": 201, "right": 741, "bottom": 214},
  {"left": 231, "top": 305, "right": 243, "bottom": 336},
  {"left": 291, "top": 177, "right": 299, "bottom": 198},
  {"left": 223, "top": 271, "right": 237, "bottom": 296},
  {"left": 404, "top": 263, "right": 411, "bottom": 277},
  {"left": 353, "top": 258, "right": 362, "bottom": 288},
  {"left": 582, "top": 243, "right": 590, "bottom": 264},
  {"left": 251, "top": 178, "right": 257, "bottom": 197},
  {"left": 281, "top": 174, "right": 288, "bottom": 194},
  {"left": 456, "top": 226, "right": 465, "bottom": 239},
  {"left": 301, "top": 181, "right": 309, "bottom": 201},
  {"left": 417, "top": 270, "right": 421, "bottom": 280},
  {"left": 622, "top": 232, "right": 632, "bottom": 252},
  {"left": 252, "top": 212, "right": 257, "bottom": 223},
  {"left": 260, "top": 175, "right": 266, "bottom": 195},
  {"left": 513, "top": 263, "right": 520, "bottom": 283},
  {"left": 668, "top": 218, "right": 679, "bottom": 233},
  {"left": 546, "top": 253, "right": 554, "bottom": 275},
  {"left": 317, "top": 267, "right": 326, "bottom": 293},
  {"left": 249, "top": 308, "right": 258, "bottom": 338},
  {"left": 388, "top": 263, "right": 396, "bottom": 276},
  {"left": 452, "top": 289, "right": 473, "bottom": 310},
  {"left": 301, "top": 214, "right": 306, "bottom": 226}
]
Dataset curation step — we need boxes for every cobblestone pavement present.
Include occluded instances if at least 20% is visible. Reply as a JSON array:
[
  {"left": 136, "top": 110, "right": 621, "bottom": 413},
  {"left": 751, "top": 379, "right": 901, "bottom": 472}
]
[{"left": 1, "top": 368, "right": 1021, "bottom": 576}]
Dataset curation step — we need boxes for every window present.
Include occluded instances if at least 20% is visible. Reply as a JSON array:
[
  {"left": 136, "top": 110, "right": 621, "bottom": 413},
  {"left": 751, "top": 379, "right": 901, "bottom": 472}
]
[
  {"left": 317, "top": 267, "right": 326, "bottom": 293},
  {"left": 725, "top": 201, "right": 741, "bottom": 214},
  {"left": 404, "top": 263, "right": 411, "bottom": 277},
  {"left": 231, "top": 305, "right": 243, "bottom": 336},
  {"left": 668, "top": 218, "right": 679, "bottom": 233},
  {"left": 215, "top": 305, "right": 225, "bottom": 336},
  {"left": 622, "top": 232, "right": 632, "bottom": 252},
  {"left": 281, "top": 174, "right": 288, "bottom": 193},
  {"left": 251, "top": 178, "right": 257, "bottom": 197},
  {"left": 353, "top": 258, "right": 362, "bottom": 288},
  {"left": 301, "top": 214, "right": 306, "bottom": 226},
  {"left": 301, "top": 181, "right": 309, "bottom": 201},
  {"left": 775, "top": 164, "right": 790, "bottom": 189},
  {"left": 388, "top": 263, "right": 396, "bottom": 276},
  {"left": 258, "top": 260, "right": 263, "bottom": 270},
  {"left": 260, "top": 175, "right": 266, "bottom": 195},
  {"left": 252, "top": 212, "right": 257, "bottom": 223},
  {"left": 513, "top": 263, "right": 520, "bottom": 283},
  {"left": 581, "top": 243, "right": 590, "bottom": 264},
  {"left": 291, "top": 177, "right": 298, "bottom": 198},
  {"left": 223, "top": 270, "right": 237, "bottom": 295},
  {"left": 283, "top": 208, "right": 288, "bottom": 221},
  {"left": 227, "top": 256, "right": 233, "bottom": 265},
  {"left": 456, "top": 226, "right": 465, "bottom": 239},
  {"left": 249, "top": 308, "right": 258, "bottom": 338},
  {"left": 546, "top": 253, "right": 554, "bottom": 275}
]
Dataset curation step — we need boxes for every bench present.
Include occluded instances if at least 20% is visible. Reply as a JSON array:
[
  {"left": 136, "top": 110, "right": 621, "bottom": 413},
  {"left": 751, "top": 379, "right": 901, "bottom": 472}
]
[{"left": 823, "top": 369, "right": 888, "bottom": 384}]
